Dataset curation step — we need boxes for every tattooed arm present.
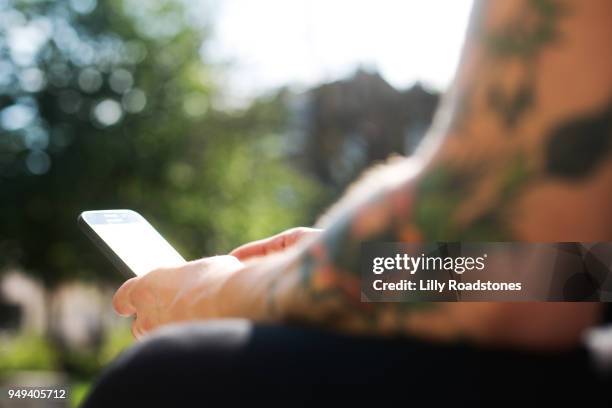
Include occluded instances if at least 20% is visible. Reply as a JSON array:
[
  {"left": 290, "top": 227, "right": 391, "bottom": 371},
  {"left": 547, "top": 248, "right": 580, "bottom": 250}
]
[
  {"left": 114, "top": 0, "right": 611, "bottom": 349},
  {"left": 221, "top": 0, "right": 612, "bottom": 346}
]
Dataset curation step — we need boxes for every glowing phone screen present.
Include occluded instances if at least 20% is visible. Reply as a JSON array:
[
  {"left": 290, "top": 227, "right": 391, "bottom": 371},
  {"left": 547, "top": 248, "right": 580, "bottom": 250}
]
[{"left": 85, "top": 211, "right": 185, "bottom": 276}]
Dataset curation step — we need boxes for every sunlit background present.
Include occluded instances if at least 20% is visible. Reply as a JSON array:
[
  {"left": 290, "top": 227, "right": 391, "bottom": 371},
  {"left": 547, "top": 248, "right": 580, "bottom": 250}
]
[
  {"left": 207, "top": 0, "right": 472, "bottom": 104},
  {"left": 0, "top": 0, "right": 472, "bottom": 405}
]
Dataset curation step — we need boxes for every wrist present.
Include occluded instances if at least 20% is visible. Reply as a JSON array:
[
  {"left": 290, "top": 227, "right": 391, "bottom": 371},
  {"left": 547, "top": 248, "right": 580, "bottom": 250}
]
[{"left": 217, "top": 252, "right": 303, "bottom": 322}]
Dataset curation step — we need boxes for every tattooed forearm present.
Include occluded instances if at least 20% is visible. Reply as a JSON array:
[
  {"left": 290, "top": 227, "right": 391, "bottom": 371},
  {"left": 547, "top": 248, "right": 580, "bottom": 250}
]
[
  {"left": 270, "top": 0, "right": 612, "bottom": 337},
  {"left": 290, "top": 167, "right": 419, "bottom": 332}
]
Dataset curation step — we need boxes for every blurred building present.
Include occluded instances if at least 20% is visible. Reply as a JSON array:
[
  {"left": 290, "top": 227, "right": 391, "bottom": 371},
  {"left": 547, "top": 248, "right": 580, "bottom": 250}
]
[
  {"left": 288, "top": 69, "right": 439, "bottom": 191},
  {"left": 1, "top": 270, "right": 120, "bottom": 350},
  {"left": 1, "top": 270, "right": 45, "bottom": 333}
]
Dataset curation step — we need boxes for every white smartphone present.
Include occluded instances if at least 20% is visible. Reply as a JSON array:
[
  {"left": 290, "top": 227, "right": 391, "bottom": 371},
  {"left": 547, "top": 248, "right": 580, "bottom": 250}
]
[{"left": 78, "top": 209, "right": 186, "bottom": 276}]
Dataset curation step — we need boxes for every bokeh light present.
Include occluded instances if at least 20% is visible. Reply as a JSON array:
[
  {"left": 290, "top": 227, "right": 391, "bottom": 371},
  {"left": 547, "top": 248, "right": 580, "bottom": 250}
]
[
  {"left": 109, "top": 69, "right": 134, "bottom": 94},
  {"left": 92, "top": 99, "right": 123, "bottom": 127},
  {"left": 1, "top": 103, "right": 37, "bottom": 131},
  {"left": 69, "top": 0, "right": 98, "bottom": 15},
  {"left": 78, "top": 68, "right": 103, "bottom": 94},
  {"left": 25, "top": 150, "right": 52, "bottom": 175},
  {"left": 122, "top": 89, "right": 147, "bottom": 113},
  {"left": 19, "top": 68, "right": 46, "bottom": 93}
]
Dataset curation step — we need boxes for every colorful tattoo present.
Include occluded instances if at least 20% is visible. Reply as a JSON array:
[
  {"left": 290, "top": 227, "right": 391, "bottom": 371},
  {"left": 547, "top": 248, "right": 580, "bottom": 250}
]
[
  {"left": 483, "top": 0, "right": 563, "bottom": 130},
  {"left": 271, "top": 0, "right": 612, "bottom": 334}
]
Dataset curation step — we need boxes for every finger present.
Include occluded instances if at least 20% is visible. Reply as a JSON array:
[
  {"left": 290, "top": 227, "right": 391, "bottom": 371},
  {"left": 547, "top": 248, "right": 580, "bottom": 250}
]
[
  {"left": 131, "top": 315, "right": 154, "bottom": 340},
  {"left": 282, "top": 227, "right": 322, "bottom": 246},
  {"left": 113, "top": 277, "right": 139, "bottom": 316},
  {"left": 131, "top": 318, "right": 143, "bottom": 340},
  {"left": 230, "top": 236, "right": 280, "bottom": 260},
  {"left": 230, "top": 228, "right": 321, "bottom": 260},
  {"left": 139, "top": 316, "right": 154, "bottom": 334}
]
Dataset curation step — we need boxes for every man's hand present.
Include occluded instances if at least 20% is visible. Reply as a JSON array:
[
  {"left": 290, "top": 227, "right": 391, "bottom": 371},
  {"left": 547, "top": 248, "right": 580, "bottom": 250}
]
[
  {"left": 230, "top": 227, "right": 322, "bottom": 260},
  {"left": 111, "top": 227, "right": 322, "bottom": 340},
  {"left": 112, "top": 256, "right": 243, "bottom": 339}
]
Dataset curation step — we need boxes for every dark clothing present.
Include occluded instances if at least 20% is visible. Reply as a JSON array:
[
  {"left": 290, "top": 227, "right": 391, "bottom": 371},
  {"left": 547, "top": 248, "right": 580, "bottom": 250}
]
[{"left": 83, "top": 319, "right": 610, "bottom": 407}]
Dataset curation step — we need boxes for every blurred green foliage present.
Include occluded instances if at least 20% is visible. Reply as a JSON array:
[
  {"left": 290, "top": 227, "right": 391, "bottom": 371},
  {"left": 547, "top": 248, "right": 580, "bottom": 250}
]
[
  {"left": 0, "top": 333, "right": 57, "bottom": 373},
  {"left": 0, "top": 325, "right": 133, "bottom": 377},
  {"left": 97, "top": 323, "right": 133, "bottom": 365},
  {"left": 0, "top": 326, "right": 134, "bottom": 406},
  {"left": 0, "top": 0, "right": 323, "bottom": 286},
  {"left": 60, "top": 324, "right": 132, "bottom": 377},
  {"left": 70, "top": 381, "right": 92, "bottom": 408}
]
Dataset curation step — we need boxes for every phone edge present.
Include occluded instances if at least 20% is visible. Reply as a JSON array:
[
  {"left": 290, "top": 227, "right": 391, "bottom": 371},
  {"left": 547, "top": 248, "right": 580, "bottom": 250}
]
[{"left": 77, "top": 211, "right": 137, "bottom": 278}]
